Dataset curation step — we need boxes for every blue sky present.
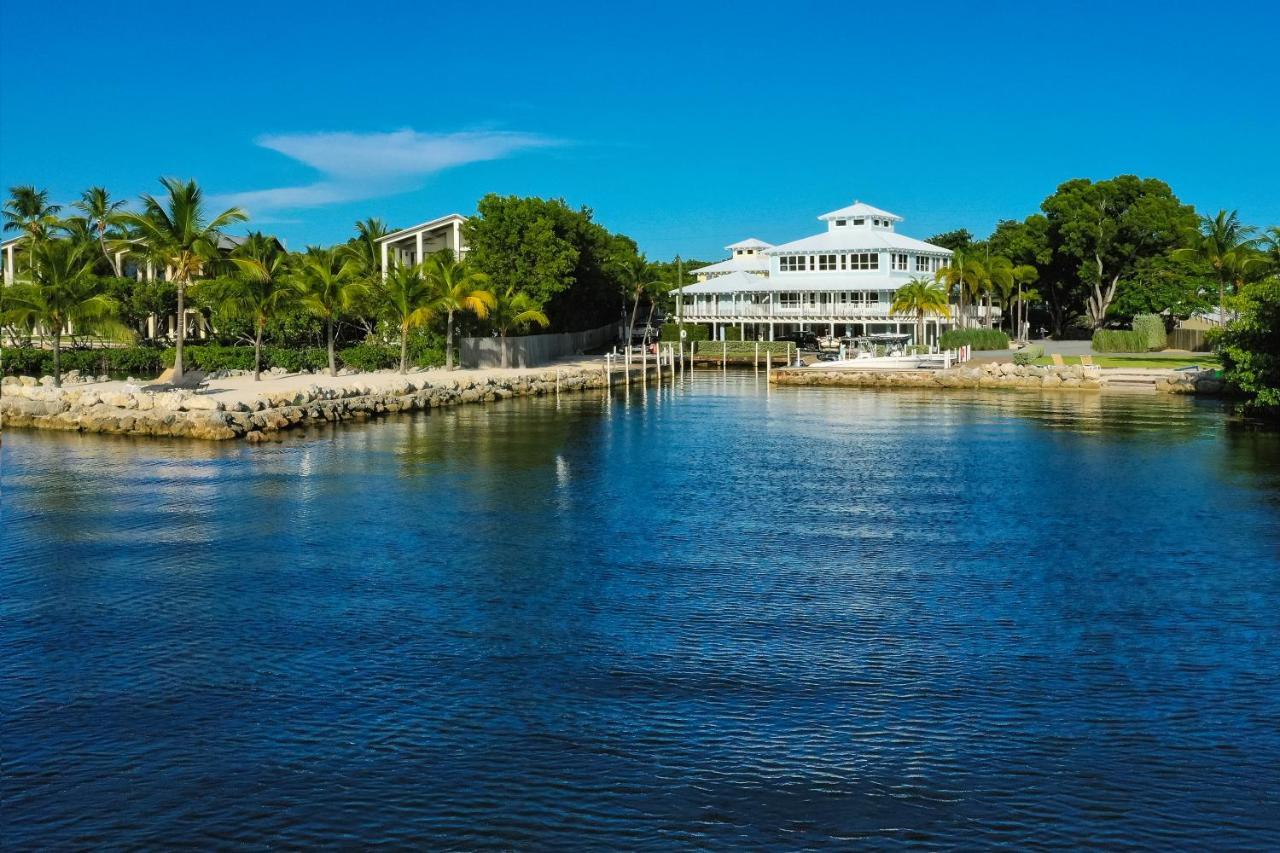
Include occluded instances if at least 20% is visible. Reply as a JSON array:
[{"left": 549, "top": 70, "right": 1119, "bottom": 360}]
[{"left": 2, "top": 0, "right": 1277, "bottom": 260}]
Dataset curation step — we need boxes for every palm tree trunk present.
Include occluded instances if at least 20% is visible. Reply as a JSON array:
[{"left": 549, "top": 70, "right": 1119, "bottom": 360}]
[
  {"left": 627, "top": 291, "right": 641, "bottom": 347},
  {"left": 52, "top": 328, "right": 61, "bottom": 387},
  {"left": 173, "top": 281, "right": 185, "bottom": 383},
  {"left": 400, "top": 323, "right": 409, "bottom": 374},
  {"left": 327, "top": 316, "right": 337, "bottom": 377},
  {"left": 446, "top": 310, "right": 455, "bottom": 370},
  {"left": 254, "top": 321, "right": 263, "bottom": 381}
]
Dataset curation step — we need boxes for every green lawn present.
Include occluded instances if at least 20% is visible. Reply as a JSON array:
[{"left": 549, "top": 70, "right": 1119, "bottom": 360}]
[{"left": 1033, "top": 354, "right": 1222, "bottom": 370}]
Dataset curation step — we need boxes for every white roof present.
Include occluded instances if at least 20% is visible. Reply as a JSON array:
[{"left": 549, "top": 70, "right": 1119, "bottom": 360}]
[
  {"left": 818, "top": 201, "right": 903, "bottom": 222},
  {"left": 725, "top": 237, "right": 773, "bottom": 250},
  {"left": 766, "top": 229, "right": 953, "bottom": 255},
  {"left": 677, "top": 270, "right": 774, "bottom": 295},
  {"left": 377, "top": 212, "right": 467, "bottom": 244},
  {"left": 691, "top": 255, "right": 771, "bottom": 276}
]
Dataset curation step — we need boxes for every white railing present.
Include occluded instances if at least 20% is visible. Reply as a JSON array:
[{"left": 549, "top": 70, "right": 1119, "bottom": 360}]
[{"left": 682, "top": 303, "right": 999, "bottom": 321}]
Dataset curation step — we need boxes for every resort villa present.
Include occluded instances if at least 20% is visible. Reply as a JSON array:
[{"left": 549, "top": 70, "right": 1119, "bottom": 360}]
[
  {"left": 376, "top": 213, "right": 467, "bottom": 274},
  {"left": 677, "top": 202, "right": 963, "bottom": 344}
]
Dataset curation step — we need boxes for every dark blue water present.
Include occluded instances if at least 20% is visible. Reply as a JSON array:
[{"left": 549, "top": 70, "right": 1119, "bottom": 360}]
[{"left": 4, "top": 375, "right": 1279, "bottom": 849}]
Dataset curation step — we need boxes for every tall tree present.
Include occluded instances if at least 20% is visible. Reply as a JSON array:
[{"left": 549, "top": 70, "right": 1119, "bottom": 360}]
[
  {"left": 422, "top": 252, "right": 495, "bottom": 371},
  {"left": 199, "top": 232, "right": 293, "bottom": 381},
  {"left": 1, "top": 239, "right": 124, "bottom": 386},
  {"left": 292, "top": 246, "right": 362, "bottom": 376},
  {"left": 490, "top": 287, "right": 550, "bottom": 368},
  {"left": 119, "top": 178, "right": 247, "bottom": 383},
  {"left": 72, "top": 187, "right": 127, "bottom": 275},
  {"left": 613, "top": 253, "right": 663, "bottom": 343},
  {"left": 1042, "top": 176, "right": 1198, "bottom": 328},
  {"left": 3, "top": 185, "right": 62, "bottom": 273},
  {"left": 1011, "top": 264, "right": 1039, "bottom": 338},
  {"left": 890, "top": 278, "right": 949, "bottom": 345},
  {"left": 1172, "top": 210, "right": 1262, "bottom": 325},
  {"left": 935, "top": 248, "right": 986, "bottom": 329},
  {"left": 376, "top": 262, "right": 438, "bottom": 374},
  {"left": 926, "top": 228, "right": 973, "bottom": 252}
]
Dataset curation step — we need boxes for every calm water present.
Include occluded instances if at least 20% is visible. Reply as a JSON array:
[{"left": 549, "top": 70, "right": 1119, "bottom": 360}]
[{"left": 4, "top": 375, "right": 1280, "bottom": 849}]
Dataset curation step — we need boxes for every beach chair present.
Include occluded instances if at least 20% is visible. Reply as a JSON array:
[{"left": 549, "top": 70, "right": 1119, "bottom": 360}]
[
  {"left": 1080, "top": 355, "right": 1094, "bottom": 366},
  {"left": 1050, "top": 353, "right": 1065, "bottom": 366}
]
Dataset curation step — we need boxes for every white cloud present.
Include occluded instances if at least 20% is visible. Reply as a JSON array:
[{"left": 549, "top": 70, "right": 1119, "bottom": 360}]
[{"left": 215, "top": 129, "right": 560, "bottom": 213}]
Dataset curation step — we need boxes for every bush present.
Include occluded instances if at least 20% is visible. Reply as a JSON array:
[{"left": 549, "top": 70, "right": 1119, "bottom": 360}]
[
  {"left": 338, "top": 343, "right": 400, "bottom": 372},
  {"left": 1092, "top": 329, "right": 1149, "bottom": 353},
  {"left": 1, "top": 346, "right": 165, "bottom": 378},
  {"left": 938, "top": 328, "right": 1010, "bottom": 350},
  {"left": 264, "top": 347, "right": 328, "bottom": 373},
  {"left": 692, "top": 340, "right": 796, "bottom": 358},
  {"left": 723, "top": 326, "right": 743, "bottom": 341},
  {"left": 1013, "top": 344, "right": 1044, "bottom": 366},
  {"left": 1216, "top": 278, "right": 1280, "bottom": 418},
  {"left": 162, "top": 345, "right": 255, "bottom": 372},
  {"left": 1132, "top": 314, "right": 1166, "bottom": 351},
  {"left": 659, "top": 323, "right": 710, "bottom": 343}
]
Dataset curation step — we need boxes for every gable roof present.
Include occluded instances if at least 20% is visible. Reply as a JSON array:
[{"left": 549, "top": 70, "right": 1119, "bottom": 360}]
[
  {"left": 818, "top": 201, "right": 903, "bottom": 222},
  {"left": 691, "top": 255, "right": 771, "bottom": 276},
  {"left": 725, "top": 237, "right": 773, "bottom": 250},
  {"left": 766, "top": 229, "right": 953, "bottom": 255},
  {"left": 376, "top": 213, "right": 467, "bottom": 244},
  {"left": 677, "top": 270, "right": 773, "bottom": 295}
]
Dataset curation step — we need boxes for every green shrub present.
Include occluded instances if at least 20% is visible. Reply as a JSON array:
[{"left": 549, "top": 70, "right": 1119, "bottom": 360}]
[
  {"left": 1092, "top": 329, "right": 1149, "bottom": 353},
  {"left": 1, "top": 346, "right": 165, "bottom": 378},
  {"left": 338, "top": 343, "right": 400, "bottom": 372},
  {"left": 1013, "top": 344, "right": 1044, "bottom": 366},
  {"left": 1132, "top": 314, "right": 1166, "bottom": 351},
  {"left": 692, "top": 340, "right": 795, "bottom": 358},
  {"left": 162, "top": 345, "right": 255, "bottom": 372},
  {"left": 264, "top": 347, "right": 328, "bottom": 373},
  {"left": 723, "top": 326, "right": 743, "bottom": 341},
  {"left": 659, "top": 323, "right": 710, "bottom": 343},
  {"left": 938, "top": 328, "right": 1010, "bottom": 350}
]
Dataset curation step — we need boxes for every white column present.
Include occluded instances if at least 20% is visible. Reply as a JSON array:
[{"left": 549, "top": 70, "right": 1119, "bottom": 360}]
[
  {"left": 453, "top": 220, "right": 462, "bottom": 257},
  {"left": 147, "top": 314, "right": 157, "bottom": 340},
  {"left": 380, "top": 240, "right": 389, "bottom": 280},
  {"left": 4, "top": 244, "right": 14, "bottom": 284},
  {"left": 414, "top": 231, "right": 423, "bottom": 266}
]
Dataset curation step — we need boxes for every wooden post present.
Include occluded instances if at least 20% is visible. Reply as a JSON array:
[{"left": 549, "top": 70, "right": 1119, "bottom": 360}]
[
  {"left": 625, "top": 345, "right": 631, "bottom": 385},
  {"left": 721, "top": 340, "right": 727, "bottom": 371},
  {"left": 678, "top": 339, "right": 683, "bottom": 378},
  {"left": 656, "top": 342, "right": 661, "bottom": 382},
  {"left": 556, "top": 369, "right": 561, "bottom": 397},
  {"left": 754, "top": 342, "right": 759, "bottom": 375},
  {"left": 766, "top": 348, "right": 772, "bottom": 381},
  {"left": 642, "top": 340, "right": 648, "bottom": 385}
]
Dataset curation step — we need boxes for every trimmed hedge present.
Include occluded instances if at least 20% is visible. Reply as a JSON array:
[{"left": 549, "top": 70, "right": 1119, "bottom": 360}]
[
  {"left": 938, "top": 328, "right": 1010, "bottom": 350},
  {"left": 723, "top": 326, "right": 743, "bottom": 341},
  {"left": 1012, "top": 344, "right": 1044, "bottom": 366},
  {"left": 1132, "top": 314, "right": 1166, "bottom": 352},
  {"left": 692, "top": 340, "right": 796, "bottom": 358},
  {"left": 1092, "top": 329, "right": 1149, "bottom": 353},
  {"left": 337, "top": 343, "right": 400, "bottom": 372},
  {"left": 2, "top": 346, "right": 165, "bottom": 378},
  {"left": 659, "top": 323, "right": 710, "bottom": 343}
]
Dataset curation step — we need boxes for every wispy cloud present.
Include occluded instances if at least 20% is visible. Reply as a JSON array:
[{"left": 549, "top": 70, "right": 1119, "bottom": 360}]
[{"left": 214, "top": 129, "right": 560, "bottom": 213}]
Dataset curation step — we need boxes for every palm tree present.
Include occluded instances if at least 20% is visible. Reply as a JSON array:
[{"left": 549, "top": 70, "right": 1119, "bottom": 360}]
[
  {"left": 292, "top": 246, "right": 362, "bottom": 376},
  {"left": 119, "top": 178, "right": 247, "bottom": 383},
  {"left": 1011, "top": 265, "right": 1039, "bottom": 339},
  {"left": 982, "top": 256, "right": 1014, "bottom": 328},
  {"left": 342, "top": 217, "right": 390, "bottom": 277},
  {"left": 376, "top": 262, "right": 437, "bottom": 374},
  {"left": 72, "top": 187, "right": 127, "bottom": 275},
  {"left": 1261, "top": 226, "right": 1280, "bottom": 275},
  {"left": 890, "top": 278, "right": 949, "bottom": 346},
  {"left": 1, "top": 239, "right": 124, "bottom": 386},
  {"left": 3, "top": 186, "right": 62, "bottom": 274},
  {"left": 422, "top": 252, "right": 495, "bottom": 370},
  {"left": 613, "top": 254, "right": 663, "bottom": 345},
  {"left": 199, "top": 232, "right": 293, "bottom": 381},
  {"left": 935, "top": 249, "right": 987, "bottom": 329},
  {"left": 490, "top": 287, "right": 550, "bottom": 368},
  {"left": 1173, "top": 210, "right": 1261, "bottom": 325}
]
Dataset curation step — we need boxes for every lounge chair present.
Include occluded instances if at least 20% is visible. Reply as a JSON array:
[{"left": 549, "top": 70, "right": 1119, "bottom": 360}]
[
  {"left": 1080, "top": 355, "right": 1094, "bottom": 366},
  {"left": 1050, "top": 353, "right": 1065, "bottom": 366}
]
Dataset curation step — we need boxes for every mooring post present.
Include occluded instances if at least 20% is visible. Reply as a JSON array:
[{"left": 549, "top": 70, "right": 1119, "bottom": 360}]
[
  {"left": 754, "top": 342, "right": 759, "bottom": 375},
  {"left": 766, "top": 348, "right": 772, "bottom": 381},
  {"left": 722, "top": 340, "right": 727, "bottom": 371},
  {"left": 556, "top": 369, "right": 561, "bottom": 397}
]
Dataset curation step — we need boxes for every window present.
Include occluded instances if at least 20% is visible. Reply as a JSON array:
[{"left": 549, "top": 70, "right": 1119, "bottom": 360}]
[
  {"left": 893, "top": 253, "right": 908, "bottom": 270},
  {"left": 865, "top": 291, "right": 880, "bottom": 304},
  {"left": 835, "top": 219, "right": 846, "bottom": 226},
  {"left": 847, "top": 252, "right": 879, "bottom": 270},
  {"left": 780, "top": 292, "right": 800, "bottom": 307},
  {"left": 779, "top": 256, "right": 805, "bottom": 272},
  {"left": 915, "top": 255, "right": 945, "bottom": 273},
  {"left": 808, "top": 255, "right": 816, "bottom": 270},
  {"left": 853, "top": 218, "right": 865, "bottom": 225},
  {"left": 818, "top": 254, "right": 837, "bottom": 271}
]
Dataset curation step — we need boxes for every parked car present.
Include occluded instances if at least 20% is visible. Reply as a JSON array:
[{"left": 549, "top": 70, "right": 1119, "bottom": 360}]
[{"left": 775, "top": 330, "right": 820, "bottom": 350}]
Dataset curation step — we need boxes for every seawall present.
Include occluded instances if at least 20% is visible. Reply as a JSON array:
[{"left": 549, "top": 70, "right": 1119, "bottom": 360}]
[
  {"left": 770, "top": 362, "right": 1224, "bottom": 394},
  {"left": 1, "top": 366, "right": 613, "bottom": 442}
]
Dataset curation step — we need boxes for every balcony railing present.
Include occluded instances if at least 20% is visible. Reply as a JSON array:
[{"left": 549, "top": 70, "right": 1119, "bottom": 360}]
[{"left": 679, "top": 303, "right": 995, "bottom": 321}]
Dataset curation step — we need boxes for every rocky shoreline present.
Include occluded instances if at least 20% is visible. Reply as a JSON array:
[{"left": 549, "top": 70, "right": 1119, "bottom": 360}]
[
  {"left": 1, "top": 366, "right": 612, "bottom": 441},
  {"left": 770, "top": 362, "right": 1225, "bottom": 394}
]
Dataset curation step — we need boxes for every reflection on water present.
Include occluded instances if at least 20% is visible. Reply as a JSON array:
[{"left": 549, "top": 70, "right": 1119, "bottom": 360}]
[{"left": 3, "top": 374, "right": 1279, "bottom": 848}]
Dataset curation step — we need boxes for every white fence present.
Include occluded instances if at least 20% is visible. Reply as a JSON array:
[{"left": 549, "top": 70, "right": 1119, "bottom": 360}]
[{"left": 460, "top": 322, "right": 620, "bottom": 369}]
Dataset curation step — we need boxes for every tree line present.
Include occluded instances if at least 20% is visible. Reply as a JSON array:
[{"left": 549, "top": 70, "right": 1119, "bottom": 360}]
[{"left": 1, "top": 184, "right": 662, "bottom": 385}]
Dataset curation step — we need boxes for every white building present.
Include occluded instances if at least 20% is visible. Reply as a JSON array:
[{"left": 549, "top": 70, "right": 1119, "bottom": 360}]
[
  {"left": 676, "top": 201, "right": 958, "bottom": 344},
  {"left": 376, "top": 213, "right": 467, "bottom": 275}
]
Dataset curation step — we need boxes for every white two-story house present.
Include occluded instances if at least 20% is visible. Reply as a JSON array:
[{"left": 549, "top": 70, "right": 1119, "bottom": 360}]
[{"left": 676, "top": 202, "right": 957, "bottom": 344}]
